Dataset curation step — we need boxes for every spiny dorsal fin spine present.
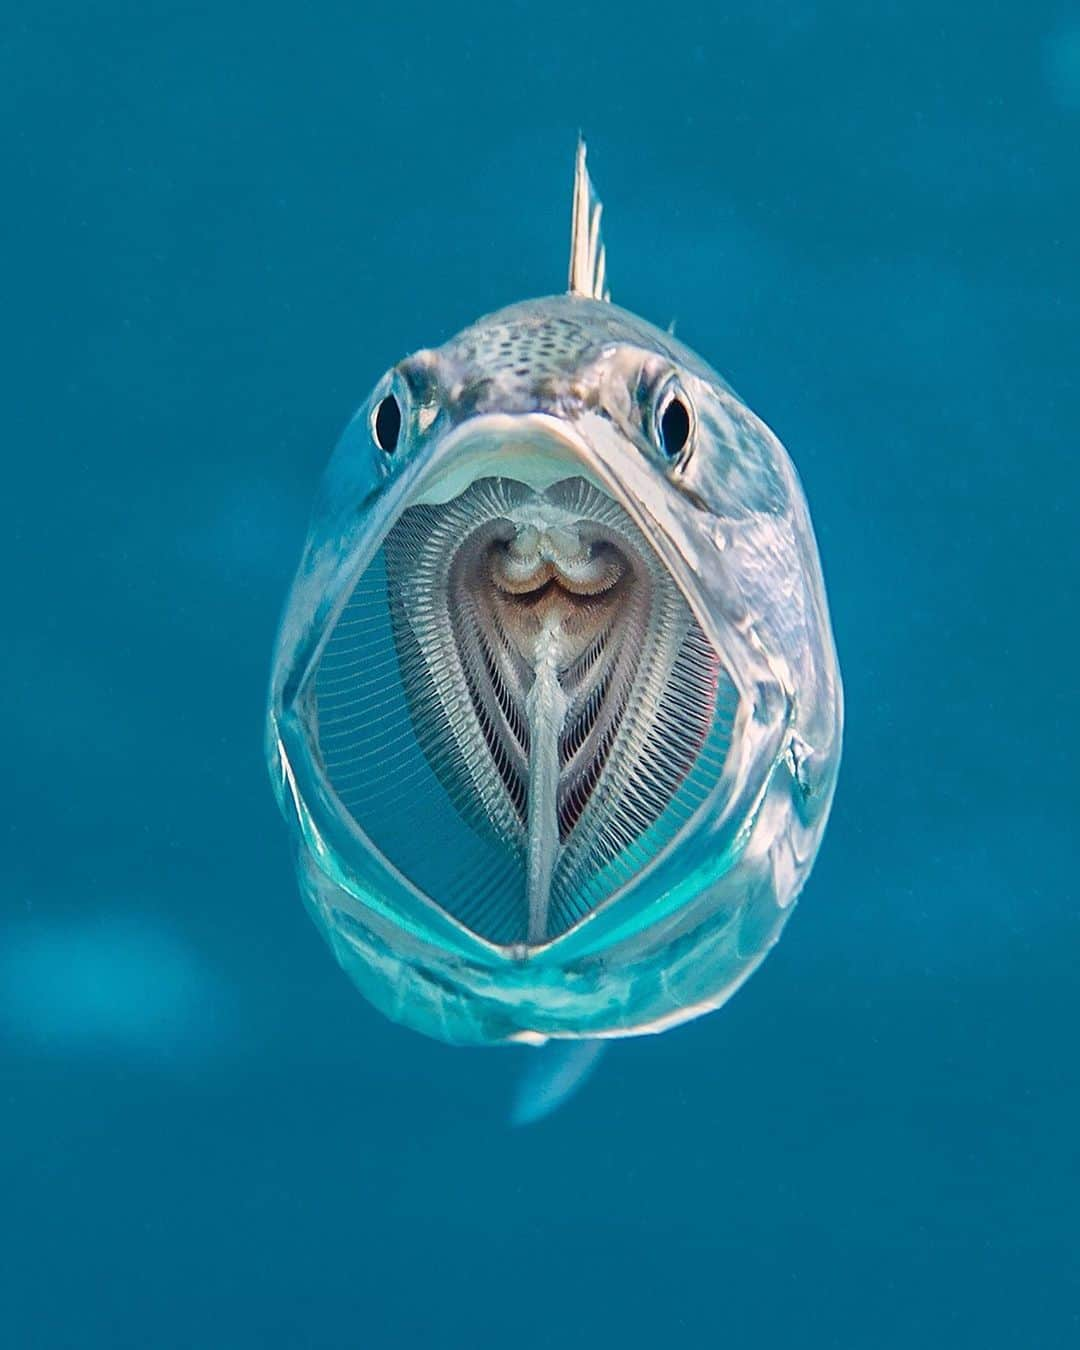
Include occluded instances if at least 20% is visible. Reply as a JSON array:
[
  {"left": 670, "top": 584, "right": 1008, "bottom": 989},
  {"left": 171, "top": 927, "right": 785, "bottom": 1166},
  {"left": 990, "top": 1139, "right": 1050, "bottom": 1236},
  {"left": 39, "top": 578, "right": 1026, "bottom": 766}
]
[{"left": 568, "top": 139, "right": 610, "bottom": 302}]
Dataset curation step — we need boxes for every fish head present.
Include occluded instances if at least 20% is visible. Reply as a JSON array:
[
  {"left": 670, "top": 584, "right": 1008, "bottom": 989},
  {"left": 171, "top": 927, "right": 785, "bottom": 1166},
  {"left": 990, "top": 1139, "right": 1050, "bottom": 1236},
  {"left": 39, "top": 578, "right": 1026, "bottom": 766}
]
[{"left": 266, "top": 151, "right": 842, "bottom": 1045}]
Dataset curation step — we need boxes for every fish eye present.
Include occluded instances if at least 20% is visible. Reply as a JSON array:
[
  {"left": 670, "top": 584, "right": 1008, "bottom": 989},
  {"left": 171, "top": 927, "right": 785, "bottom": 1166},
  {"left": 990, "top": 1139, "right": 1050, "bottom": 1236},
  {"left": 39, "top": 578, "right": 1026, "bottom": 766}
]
[
  {"left": 372, "top": 393, "right": 402, "bottom": 453},
  {"left": 654, "top": 383, "right": 694, "bottom": 464}
]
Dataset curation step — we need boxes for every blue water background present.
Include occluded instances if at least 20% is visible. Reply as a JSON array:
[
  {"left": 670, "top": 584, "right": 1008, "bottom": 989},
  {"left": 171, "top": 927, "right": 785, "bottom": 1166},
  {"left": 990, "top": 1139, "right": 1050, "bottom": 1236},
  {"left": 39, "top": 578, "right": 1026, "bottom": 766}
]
[{"left": 4, "top": 3, "right": 1079, "bottom": 1345}]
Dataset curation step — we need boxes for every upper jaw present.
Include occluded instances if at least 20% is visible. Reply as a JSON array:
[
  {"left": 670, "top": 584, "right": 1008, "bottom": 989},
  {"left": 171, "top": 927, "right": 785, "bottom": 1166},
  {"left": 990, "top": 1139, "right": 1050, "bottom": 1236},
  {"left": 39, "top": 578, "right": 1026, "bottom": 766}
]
[{"left": 402, "top": 412, "right": 614, "bottom": 508}]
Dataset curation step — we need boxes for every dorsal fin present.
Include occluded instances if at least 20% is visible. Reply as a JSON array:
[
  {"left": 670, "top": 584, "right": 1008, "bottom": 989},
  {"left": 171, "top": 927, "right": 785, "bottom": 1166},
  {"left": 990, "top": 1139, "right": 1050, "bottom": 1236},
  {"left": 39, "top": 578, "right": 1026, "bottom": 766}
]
[{"left": 568, "top": 138, "right": 610, "bottom": 302}]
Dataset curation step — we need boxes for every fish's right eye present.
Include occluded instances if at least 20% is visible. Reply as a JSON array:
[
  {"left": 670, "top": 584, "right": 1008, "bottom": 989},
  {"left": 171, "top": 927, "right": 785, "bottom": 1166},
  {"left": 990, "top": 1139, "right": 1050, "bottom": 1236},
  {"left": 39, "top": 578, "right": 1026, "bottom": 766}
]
[{"left": 372, "top": 393, "right": 402, "bottom": 453}]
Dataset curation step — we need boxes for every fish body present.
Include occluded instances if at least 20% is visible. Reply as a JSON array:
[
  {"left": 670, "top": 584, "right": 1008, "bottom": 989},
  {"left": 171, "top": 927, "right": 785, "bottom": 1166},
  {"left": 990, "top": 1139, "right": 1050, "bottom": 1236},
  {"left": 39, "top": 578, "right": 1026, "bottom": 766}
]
[{"left": 267, "top": 147, "right": 842, "bottom": 1046}]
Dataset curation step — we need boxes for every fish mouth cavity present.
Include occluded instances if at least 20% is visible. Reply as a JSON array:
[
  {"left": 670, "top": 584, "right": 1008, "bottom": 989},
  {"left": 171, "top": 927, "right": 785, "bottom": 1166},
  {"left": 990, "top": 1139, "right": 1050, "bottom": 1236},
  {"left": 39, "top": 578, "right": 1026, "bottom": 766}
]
[
  {"left": 409, "top": 480, "right": 656, "bottom": 852},
  {"left": 462, "top": 497, "right": 635, "bottom": 682},
  {"left": 310, "top": 471, "right": 739, "bottom": 948}
]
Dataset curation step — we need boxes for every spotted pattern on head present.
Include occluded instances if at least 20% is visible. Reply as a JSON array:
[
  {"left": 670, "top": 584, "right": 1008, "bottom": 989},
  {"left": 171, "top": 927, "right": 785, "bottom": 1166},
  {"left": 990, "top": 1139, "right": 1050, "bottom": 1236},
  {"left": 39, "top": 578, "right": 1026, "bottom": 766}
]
[
  {"left": 438, "top": 313, "right": 609, "bottom": 417},
  {"left": 417, "top": 293, "right": 728, "bottom": 427},
  {"left": 455, "top": 315, "right": 590, "bottom": 375}
]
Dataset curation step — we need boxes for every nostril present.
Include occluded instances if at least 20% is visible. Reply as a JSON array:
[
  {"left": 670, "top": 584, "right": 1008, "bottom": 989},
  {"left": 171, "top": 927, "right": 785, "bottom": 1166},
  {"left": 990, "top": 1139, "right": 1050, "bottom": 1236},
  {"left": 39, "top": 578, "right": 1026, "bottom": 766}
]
[{"left": 397, "top": 349, "right": 441, "bottom": 399}]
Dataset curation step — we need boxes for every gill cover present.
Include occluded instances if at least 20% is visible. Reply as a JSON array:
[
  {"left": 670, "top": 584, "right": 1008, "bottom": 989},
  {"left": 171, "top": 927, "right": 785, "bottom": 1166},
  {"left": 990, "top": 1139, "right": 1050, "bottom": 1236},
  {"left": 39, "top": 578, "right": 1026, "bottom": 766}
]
[{"left": 267, "top": 145, "right": 842, "bottom": 1046}]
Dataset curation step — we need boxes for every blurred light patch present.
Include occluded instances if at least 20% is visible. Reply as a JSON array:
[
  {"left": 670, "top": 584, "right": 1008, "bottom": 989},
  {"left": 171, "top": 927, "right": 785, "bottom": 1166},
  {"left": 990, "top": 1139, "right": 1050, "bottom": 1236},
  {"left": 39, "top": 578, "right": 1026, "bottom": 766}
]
[
  {"left": 1046, "top": 19, "right": 1080, "bottom": 111},
  {"left": 0, "top": 915, "right": 228, "bottom": 1063}
]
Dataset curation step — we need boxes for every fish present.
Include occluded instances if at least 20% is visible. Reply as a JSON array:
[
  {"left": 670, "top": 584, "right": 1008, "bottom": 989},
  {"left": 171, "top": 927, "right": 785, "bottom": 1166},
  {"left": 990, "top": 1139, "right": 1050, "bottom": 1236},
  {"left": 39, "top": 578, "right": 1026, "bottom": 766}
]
[{"left": 266, "top": 142, "right": 843, "bottom": 1050}]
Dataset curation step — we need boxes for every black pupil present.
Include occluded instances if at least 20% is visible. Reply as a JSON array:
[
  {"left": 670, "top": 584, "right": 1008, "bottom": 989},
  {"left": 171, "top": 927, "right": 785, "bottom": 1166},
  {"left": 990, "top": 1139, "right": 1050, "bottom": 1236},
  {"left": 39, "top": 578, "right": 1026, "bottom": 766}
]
[
  {"left": 374, "top": 394, "right": 402, "bottom": 452},
  {"left": 660, "top": 396, "right": 691, "bottom": 459}
]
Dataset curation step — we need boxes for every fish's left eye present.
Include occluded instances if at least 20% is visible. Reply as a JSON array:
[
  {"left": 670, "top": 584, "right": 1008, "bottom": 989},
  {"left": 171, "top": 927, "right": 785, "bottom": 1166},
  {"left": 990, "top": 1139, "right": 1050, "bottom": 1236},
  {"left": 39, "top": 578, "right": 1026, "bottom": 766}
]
[
  {"left": 652, "top": 382, "right": 694, "bottom": 464},
  {"left": 661, "top": 396, "right": 691, "bottom": 459}
]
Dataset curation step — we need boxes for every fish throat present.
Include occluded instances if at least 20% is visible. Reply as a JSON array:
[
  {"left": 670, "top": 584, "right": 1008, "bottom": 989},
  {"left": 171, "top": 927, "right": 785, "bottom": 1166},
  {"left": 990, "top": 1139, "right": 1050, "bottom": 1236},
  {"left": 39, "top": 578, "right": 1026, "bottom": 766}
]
[
  {"left": 313, "top": 477, "right": 737, "bottom": 946},
  {"left": 447, "top": 488, "right": 648, "bottom": 941}
]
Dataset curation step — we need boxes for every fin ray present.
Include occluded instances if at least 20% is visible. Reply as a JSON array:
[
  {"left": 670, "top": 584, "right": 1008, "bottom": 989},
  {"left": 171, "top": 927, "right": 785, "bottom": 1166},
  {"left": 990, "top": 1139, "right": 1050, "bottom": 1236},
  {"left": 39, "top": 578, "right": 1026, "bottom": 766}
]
[{"left": 568, "top": 139, "right": 610, "bottom": 302}]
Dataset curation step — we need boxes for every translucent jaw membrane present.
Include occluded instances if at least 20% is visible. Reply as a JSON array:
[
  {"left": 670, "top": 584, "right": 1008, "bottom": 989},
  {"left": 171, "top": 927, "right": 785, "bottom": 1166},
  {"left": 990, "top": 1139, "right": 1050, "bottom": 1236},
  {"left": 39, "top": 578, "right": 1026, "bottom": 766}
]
[{"left": 311, "top": 476, "right": 739, "bottom": 947}]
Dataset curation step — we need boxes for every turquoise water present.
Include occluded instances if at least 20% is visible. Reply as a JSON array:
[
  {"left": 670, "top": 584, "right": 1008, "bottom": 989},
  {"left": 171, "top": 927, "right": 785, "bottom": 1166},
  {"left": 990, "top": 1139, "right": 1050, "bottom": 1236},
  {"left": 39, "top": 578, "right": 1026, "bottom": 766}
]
[{"left": 4, "top": 3, "right": 1079, "bottom": 1346}]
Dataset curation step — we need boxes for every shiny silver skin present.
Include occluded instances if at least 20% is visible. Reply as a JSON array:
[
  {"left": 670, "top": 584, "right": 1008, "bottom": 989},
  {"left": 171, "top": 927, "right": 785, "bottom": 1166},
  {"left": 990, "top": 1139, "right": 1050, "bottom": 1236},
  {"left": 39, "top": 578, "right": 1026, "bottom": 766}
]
[{"left": 267, "top": 287, "right": 842, "bottom": 1045}]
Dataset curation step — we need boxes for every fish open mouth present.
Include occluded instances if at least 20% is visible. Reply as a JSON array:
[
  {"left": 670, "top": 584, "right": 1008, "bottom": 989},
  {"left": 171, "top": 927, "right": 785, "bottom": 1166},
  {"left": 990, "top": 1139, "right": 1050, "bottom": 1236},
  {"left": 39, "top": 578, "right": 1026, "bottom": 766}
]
[{"left": 307, "top": 442, "right": 739, "bottom": 948}]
